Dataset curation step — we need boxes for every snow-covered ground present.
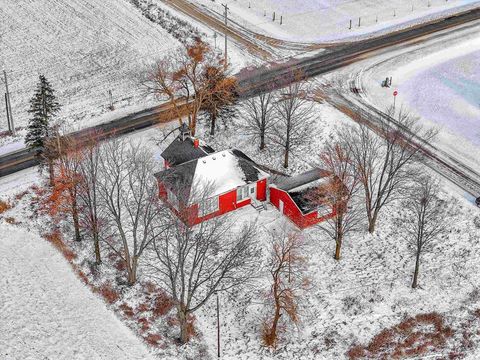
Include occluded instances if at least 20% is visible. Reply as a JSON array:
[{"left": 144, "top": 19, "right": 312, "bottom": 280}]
[
  {"left": 340, "top": 22, "right": 480, "bottom": 173},
  {"left": 193, "top": 0, "right": 480, "bottom": 43},
  {"left": 399, "top": 49, "right": 480, "bottom": 146},
  {"left": 0, "top": 224, "right": 155, "bottom": 360}
]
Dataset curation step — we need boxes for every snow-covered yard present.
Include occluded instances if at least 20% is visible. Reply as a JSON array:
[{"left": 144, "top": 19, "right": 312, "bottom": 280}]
[{"left": 193, "top": 0, "right": 480, "bottom": 42}]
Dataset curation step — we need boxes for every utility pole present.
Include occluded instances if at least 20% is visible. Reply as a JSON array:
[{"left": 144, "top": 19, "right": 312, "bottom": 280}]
[
  {"left": 5, "top": 93, "right": 11, "bottom": 134},
  {"left": 3, "top": 70, "right": 15, "bottom": 135},
  {"left": 108, "top": 89, "right": 114, "bottom": 110},
  {"left": 222, "top": 3, "right": 229, "bottom": 69},
  {"left": 216, "top": 292, "right": 221, "bottom": 358}
]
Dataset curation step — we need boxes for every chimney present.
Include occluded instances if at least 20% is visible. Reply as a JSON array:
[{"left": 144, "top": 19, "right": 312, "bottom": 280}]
[{"left": 193, "top": 138, "right": 199, "bottom": 148}]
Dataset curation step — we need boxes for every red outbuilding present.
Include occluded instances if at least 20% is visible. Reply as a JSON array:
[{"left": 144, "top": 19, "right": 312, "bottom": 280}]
[
  {"left": 155, "top": 133, "right": 270, "bottom": 226},
  {"left": 269, "top": 168, "right": 337, "bottom": 229}
]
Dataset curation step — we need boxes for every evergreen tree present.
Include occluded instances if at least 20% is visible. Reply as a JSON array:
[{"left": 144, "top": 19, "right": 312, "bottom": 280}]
[{"left": 25, "top": 75, "right": 61, "bottom": 151}]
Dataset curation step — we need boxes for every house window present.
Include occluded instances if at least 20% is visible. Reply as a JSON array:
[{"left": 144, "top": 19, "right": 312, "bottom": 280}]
[
  {"left": 199, "top": 196, "right": 219, "bottom": 217},
  {"left": 236, "top": 186, "right": 249, "bottom": 202}
]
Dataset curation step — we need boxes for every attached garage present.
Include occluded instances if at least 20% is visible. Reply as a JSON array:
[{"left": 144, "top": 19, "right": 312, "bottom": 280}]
[{"left": 270, "top": 168, "right": 337, "bottom": 229}]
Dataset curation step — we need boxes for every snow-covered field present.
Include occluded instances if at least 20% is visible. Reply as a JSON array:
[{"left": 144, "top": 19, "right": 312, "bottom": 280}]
[
  {"left": 0, "top": 0, "right": 176, "bottom": 134},
  {"left": 400, "top": 49, "right": 480, "bottom": 146},
  {"left": 345, "top": 23, "right": 480, "bottom": 173},
  {"left": 0, "top": 0, "right": 256, "bottom": 152},
  {"left": 0, "top": 224, "right": 155, "bottom": 360},
  {"left": 194, "top": 0, "right": 480, "bottom": 42}
]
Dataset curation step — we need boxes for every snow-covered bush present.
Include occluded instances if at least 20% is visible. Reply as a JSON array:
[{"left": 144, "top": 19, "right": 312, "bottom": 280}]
[{"left": 128, "top": 0, "right": 205, "bottom": 45}]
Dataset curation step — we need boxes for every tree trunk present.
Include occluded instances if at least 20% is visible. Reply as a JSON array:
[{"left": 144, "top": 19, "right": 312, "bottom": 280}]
[
  {"left": 334, "top": 216, "right": 343, "bottom": 260},
  {"left": 71, "top": 198, "right": 81, "bottom": 242},
  {"left": 368, "top": 211, "right": 378, "bottom": 234},
  {"left": 190, "top": 111, "right": 197, "bottom": 136},
  {"left": 260, "top": 132, "right": 265, "bottom": 150},
  {"left": 127, "top": 256, "right": 137, "bottom": 286},
  {"left": 412, "top": 250, "right": 421, "bottom": 288},
  {"left": 268, "top": 300, "right": 282, "bottom": 348},
  {"left": 210, "top": 112, "right": 216, "bottom": 136},
  {"left": 93, "top": 231, "right": 101, "bottom": 264},
  {"left": 177, "top": 306, "right": 189, "bottom": 344},
  {"left": 334, "top": 238, "right": 342, "bottom": 261},
  {"left": 283, "top": 147, "right": 289, "bottom": 168}
]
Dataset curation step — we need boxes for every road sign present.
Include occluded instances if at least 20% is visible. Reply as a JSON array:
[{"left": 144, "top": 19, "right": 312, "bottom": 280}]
[{"left": 393, "top": 90, "right": 398, "bottom": 96}]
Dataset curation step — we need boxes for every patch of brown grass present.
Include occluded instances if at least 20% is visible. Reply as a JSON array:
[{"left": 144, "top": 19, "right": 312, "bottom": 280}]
[
  {"left": 136, "top": 302, "right": 150, "bottom": 314},
  {"left": 43, "top": 230, "right": 77, "bottom": 262},
  {"left": 144, "top": 333, "right": 162, "bottom": 347},
  {"left": 0, "top": 200, "right": 11, "bottom": 214},
  {"left": 119, "top": 303, "right": 135, "bottom": 318},
  {"left": 114, "top": 259, "right": 127, "bottom": 271},
  {"left": 97, "top": 282, "right": 120, "bottom": 304},
  {"left": 347, "top": 312, "right": 454, "bottom": 359},
  {"left": 137, "top": 317, "right": 150, "bottom": 332},
  {"left": 152, "top": 291, "right": 175, "bottom": 318},
  {"left": 15, "top": 190, "right": 30, "bottom": 201}
]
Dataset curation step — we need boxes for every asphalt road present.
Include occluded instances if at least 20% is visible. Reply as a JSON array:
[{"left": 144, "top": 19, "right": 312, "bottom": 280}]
[
  {"left": 0, "top": 102, "right": 184, "bottom": 177},
  {"left": 0, "top": 7, "right": 479, "bottom": 179}
]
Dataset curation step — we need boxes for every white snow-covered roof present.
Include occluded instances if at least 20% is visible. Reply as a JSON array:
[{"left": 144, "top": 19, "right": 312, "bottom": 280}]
[
  {"left": 155, "top": 149, "right": 269, "bottom": 203},
  {"left": 288, "top": 176, "right": 331, "bottom": 193},
  {"left": 192, "top": 150, "right": 268, "bottom": 197}
]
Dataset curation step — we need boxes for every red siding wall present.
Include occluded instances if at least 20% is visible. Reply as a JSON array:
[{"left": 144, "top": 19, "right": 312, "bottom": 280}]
[
  {"left": 270, "top": 187, "right": 336, "bottom": 229},
  {"left": 256, "top": 179, "right": 267, "bottom": 201},
  {"left": 157, "top": 178, "right": 267, "bottom": 226}
]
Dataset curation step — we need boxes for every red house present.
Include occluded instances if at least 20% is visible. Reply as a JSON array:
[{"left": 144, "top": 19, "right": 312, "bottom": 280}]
[
  {"left": 270, "top": 168, "right": 337, "bottom": 229},
  {"left": 155, "top": 133, "right": 270, "bottom": 226},
  {"left": 156, "top": 126, "right": 341, "bottom": 229}
]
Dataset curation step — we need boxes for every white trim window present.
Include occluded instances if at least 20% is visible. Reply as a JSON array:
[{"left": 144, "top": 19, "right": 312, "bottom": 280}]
[
  {"left": 236, "top": 186, "right": 250, "bottom": 202},
  {"left": 199, "top": 196, "right": 219, "bottom": 217}
]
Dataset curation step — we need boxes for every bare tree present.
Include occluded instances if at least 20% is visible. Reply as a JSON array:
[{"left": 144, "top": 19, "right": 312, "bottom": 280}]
[
  {"left": 98, "top": 139, "right": 163, "bottom": 285},
  {"left": 78, "top": 132, "right": 103, "bottom": 264},
  {"left": 346, "top": 107, "right": 437, "bottom": 233},
  {"left": 308, "top": 137, "right": 363, "bottom": 260},
  {"left": 144, "top": 38, "right": 236, "bottom": 135},
  {"left": 242, "top": 90, "right": 276, "bottom": 150},
  {"left": 149, "top": 202, "right": 259, "bottom": 344},
  {"left": 44, "top": 134, "right": 82, "bottom": 242},
  {"left": 201, "top": 65, "right": 237, "bottom": 136},
  {"left": 272, "top": 80, "right": 315, "bottom": 168},
  {"left": 262, "top": 224, "right": 305, "bottom": 348},
  {"left": 397, "top": 176, "right": 449, "bottom": 288}
]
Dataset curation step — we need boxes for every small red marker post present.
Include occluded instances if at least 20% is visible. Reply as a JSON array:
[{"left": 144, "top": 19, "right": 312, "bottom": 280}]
[{"left": 393, "top": 90, "right": 398, "bottom": 110}]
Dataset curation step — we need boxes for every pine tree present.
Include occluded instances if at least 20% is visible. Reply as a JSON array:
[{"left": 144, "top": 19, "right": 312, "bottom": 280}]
[{"left": 25, "top": 75, "right": 61, "bottom": 151}]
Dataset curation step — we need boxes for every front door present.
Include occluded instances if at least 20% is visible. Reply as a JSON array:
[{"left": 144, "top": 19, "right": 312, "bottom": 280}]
[{"left": 249, "top": 184, "right": 257, "bottom": 200}]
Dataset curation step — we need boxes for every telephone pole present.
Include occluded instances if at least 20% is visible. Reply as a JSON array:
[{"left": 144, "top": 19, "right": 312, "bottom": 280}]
[
  {"left": 216, "top": 292, "right": 221, "bottom": 358},
  {"left": 3, "top": 70, "right": 15, "bottom": 135},
  {"left": 221, "top": 3, "right": 229, "bottom": 69}
]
